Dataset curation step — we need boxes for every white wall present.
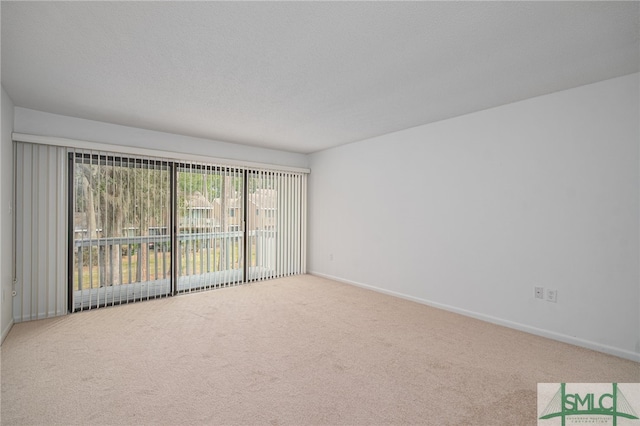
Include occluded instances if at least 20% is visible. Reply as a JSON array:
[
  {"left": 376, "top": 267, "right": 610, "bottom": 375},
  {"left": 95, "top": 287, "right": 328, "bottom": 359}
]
[
  {"left": 14, "top": 108, "right": 309, "bottom": 170},
  {"left": 1, "top": 87, "right": 15, "bottom": 343},
  {"left": 308, "top": 73, "right": 640, "bottom": 361}
]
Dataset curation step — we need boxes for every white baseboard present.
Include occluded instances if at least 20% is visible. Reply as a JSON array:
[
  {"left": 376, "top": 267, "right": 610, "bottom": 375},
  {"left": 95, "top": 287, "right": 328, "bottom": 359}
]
[
  {"left": 1, "top": 318, "right": 14, "bottom": 345},
  {"left": 309, "top": 271, "right": 640, "bottom": 363}
]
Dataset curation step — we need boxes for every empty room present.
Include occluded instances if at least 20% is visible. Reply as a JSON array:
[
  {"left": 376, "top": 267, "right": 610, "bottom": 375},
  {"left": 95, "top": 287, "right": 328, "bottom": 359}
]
[{"left": 1, "top": 2, "right": 639, "bottom": 425}]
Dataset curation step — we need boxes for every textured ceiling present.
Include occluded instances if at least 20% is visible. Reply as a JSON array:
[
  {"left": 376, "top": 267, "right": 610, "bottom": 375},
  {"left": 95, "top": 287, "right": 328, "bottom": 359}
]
[{"left": 2, "top": 2, "right": 638, "bottom": 154}]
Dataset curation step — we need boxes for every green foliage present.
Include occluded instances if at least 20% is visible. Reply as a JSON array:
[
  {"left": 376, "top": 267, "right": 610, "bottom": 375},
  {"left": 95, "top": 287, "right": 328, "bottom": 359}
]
[{"left": 75, "top": 159, "right": 171, "bottom": 238}]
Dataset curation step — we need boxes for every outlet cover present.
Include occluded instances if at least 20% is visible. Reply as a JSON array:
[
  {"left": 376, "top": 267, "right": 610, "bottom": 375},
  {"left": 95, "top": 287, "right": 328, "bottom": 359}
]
[
  {"left": 535, "top": 287, "right": 544, "bottom": 299},
  {"left": 546, "top": 289, "right": 558, "bottom": 303}
]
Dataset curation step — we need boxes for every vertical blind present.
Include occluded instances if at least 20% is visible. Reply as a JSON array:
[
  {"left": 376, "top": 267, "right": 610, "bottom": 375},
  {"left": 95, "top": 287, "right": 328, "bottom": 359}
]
[
  {"left": 176, "top": 162, "right": 245, "bottom": 292},
  {"left": 14, "top": 141, "right": 307, "bottom": 320},
  {"left": 70, "top": 149, "right": 172, "bottom": 311},
  {"left": 246, "top": 169, "right": 307, "bottom": 281},
  {"left": 14, "top": 142, "right": 67, "bottom": 321}
]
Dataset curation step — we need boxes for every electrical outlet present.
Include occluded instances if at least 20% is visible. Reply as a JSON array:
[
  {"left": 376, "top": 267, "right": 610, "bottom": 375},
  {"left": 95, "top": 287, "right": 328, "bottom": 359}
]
[
  {"left": 535, "top": 286, "right": 544, "bottom": 299},
  {"left": 546, "top": 289, "right": 557, "bottom": 303}
]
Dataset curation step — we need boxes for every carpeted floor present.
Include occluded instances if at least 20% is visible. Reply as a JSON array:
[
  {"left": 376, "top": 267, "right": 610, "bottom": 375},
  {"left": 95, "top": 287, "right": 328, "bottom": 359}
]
[{"left": 1, "top": 274, "right": 638, "bottom": 425}]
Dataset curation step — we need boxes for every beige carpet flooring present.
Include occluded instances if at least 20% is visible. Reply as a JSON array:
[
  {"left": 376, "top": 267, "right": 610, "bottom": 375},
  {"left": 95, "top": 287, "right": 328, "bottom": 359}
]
[{"left": 1, "top": 274, "right": 638, "bottom": 425}]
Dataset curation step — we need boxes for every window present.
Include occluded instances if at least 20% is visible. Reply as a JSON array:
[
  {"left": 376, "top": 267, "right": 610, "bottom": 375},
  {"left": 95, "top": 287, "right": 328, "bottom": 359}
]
[
  {"left": 70, "top": 153, "right": 171, "bottom": 310},
  {"left": 176, "top": 164, "right": 244, "bottom": 292},
  {"left": 65, "top": 150, "right": 308, "bottom": 311}
]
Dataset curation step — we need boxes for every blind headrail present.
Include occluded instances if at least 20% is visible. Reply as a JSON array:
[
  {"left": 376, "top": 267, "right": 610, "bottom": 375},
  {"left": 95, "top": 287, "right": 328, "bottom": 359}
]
[{"left": 12, "top": 132, "right": 310, "bottom": 174}]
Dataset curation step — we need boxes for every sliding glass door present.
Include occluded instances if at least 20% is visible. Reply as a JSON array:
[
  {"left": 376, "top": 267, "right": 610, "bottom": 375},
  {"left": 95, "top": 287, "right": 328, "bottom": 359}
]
[
  {"left": 177, "top": 164, "right": 244, "bottom": 291},
  {"left": 70, "top": 152, "right": 171, "bottom": 310},
  {"left": 68, "top": 150, "right": 306, "bottom": 312}
]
